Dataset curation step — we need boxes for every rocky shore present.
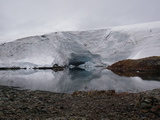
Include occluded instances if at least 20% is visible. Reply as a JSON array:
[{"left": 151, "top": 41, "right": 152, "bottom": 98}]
[
  {"left": 107, "top": 56, "right": 160, "bottom": 72},
  {"left": 107, "top": 56, "right": 160, "bottom": 81},
  {"left": 0, "top": 86, "right": 160, "bottom": 120},
  {"left": 1, "top": 56, "right": 160, "bottom": 119}
]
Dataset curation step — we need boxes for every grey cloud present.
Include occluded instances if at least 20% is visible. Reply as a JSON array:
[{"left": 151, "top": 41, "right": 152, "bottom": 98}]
[{"left": 0, "top": 0, "right": 160, "bottom": 42}]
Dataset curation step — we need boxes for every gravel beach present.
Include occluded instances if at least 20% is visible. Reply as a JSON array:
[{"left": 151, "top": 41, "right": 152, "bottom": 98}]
[{"left": 0, "top": 86, "right": 160, "bottom": 120}]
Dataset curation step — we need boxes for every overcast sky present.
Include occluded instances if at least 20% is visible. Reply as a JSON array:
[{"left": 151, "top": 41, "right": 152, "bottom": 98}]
[{"left": 0, "top": 0, "right": 160, "bottom": 43}]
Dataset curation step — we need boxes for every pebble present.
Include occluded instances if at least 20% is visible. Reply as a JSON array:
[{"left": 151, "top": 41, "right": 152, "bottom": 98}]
[
  {"left": 1, "top": 86, "right": 160, "bottom": 120},
  {"left": 151, "top": 105, "right": 160, "bottom": 112},
  {"left": 140, "top": 102, "right": 152, "bottom": 108},
  {"left": 0, "top": 100, "right": 3, "bottom": 105},
  {"left": 45, "top": 118, "right": 54, "bottom": 120},
  {"left": 54, "top": 117, "right": 67, "bottom": 120},
  {"left": 138, "top": 90, "right": 160, "bottom": 114},
  {"left": 69, "top": 116, "right": 86, "bottom": 120},
  {"left": 0, "top": 111, "right": 3, "bottom": 116}
]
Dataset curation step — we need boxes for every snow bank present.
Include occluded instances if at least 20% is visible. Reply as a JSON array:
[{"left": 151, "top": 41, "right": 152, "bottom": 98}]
[{"left": 0, "top": 21, "right": 160, "bottom": 68}]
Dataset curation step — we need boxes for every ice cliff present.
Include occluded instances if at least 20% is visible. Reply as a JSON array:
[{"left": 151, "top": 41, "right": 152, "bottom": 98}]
[{"left": 0, "top": 21, "right": 160, "bottom": 68}]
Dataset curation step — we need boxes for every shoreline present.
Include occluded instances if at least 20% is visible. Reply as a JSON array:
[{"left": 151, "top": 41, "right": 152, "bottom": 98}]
[{"left": 0, "top": 85, "right": 160, "bottom": 120}]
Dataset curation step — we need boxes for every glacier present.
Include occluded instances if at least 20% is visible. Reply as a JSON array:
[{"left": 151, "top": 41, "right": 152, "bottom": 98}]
[
  {"left": 0, "top": 21, "right": 160, "bottom": 68},
  {"left": 0, "top": 21, "right": 160, "bottom": 93}
]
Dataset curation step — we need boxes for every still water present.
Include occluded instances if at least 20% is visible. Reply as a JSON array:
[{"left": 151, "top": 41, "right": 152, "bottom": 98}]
[{"left": 0, "top": 68, "right": 160, "bottom": 93}]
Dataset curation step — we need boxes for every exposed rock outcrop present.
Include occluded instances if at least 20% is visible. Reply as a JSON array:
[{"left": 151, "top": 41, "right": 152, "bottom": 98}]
[{"left": 107, "top": 56, "right": 160, "bottom": 71}]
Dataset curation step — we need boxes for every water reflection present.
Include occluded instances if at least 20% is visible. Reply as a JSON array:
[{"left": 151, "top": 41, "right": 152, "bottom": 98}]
[
  {"left": 69, "top": 68, "right": 101, "bottom": 81},
  {"left": 0, "top": 68, "right": 160, "bottom": 93},
  {"left": 110, "top": 70, "right": 160, "bottom": 81}
]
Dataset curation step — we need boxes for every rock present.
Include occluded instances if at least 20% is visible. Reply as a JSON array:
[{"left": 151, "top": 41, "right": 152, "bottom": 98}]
[
  {"left": 0, "top": 111, "right": 3, "bottom": 116},
  {"left": 69, "top": 116, "right": 86, "bottom": 120},
  {"left": 101, "top": 118, "right": 110, "bottom": 120},
  {"left": 45, "top": 118, "right": 54, "bottom": 120},
  {"left": 72, "top": 90, "right": 115, "bottom": 97},
  {"left": 107, "top": 56, "right": 160, "bottom": 71},
  {"left": 107, "top": 56, "right": 160, "bottom": 80},
  {"left": 54, "top": 117, "right": 67, "bottom": 120},
  {"left": 0, "top": 100, "right": 3, "bottom": 105},
  {"left": 1, "top": 85, "right": 160, "bottom": 120},
  {"left": 137, "top": 89, "right": 160, "bottom": 114},
  {"left": 143, "top": 98, "right": 152, "bottom": 103},
  {"left": 140, "top": 102, "right": 152, "bottom": 109},
  {"left": 151, "top": 105, "right": 160, "bottom": 112}
]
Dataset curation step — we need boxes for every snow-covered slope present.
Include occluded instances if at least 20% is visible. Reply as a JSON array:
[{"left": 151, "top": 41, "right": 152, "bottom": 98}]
[{"left": 0, "top": 21, "right": 160, "bottom": 68}]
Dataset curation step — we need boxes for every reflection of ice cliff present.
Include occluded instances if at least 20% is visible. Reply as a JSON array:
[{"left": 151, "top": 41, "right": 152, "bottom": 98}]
[
  {"left": 0, "top": 69, "right": 160, "bottom": 93},
  {"left": 0, "top": 22, "right": 160, "bottom": 68}
]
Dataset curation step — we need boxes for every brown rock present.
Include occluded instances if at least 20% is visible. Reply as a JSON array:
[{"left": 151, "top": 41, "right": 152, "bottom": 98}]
[{"left": 107, "top": 56, "right": 160, "bottom": 71}]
